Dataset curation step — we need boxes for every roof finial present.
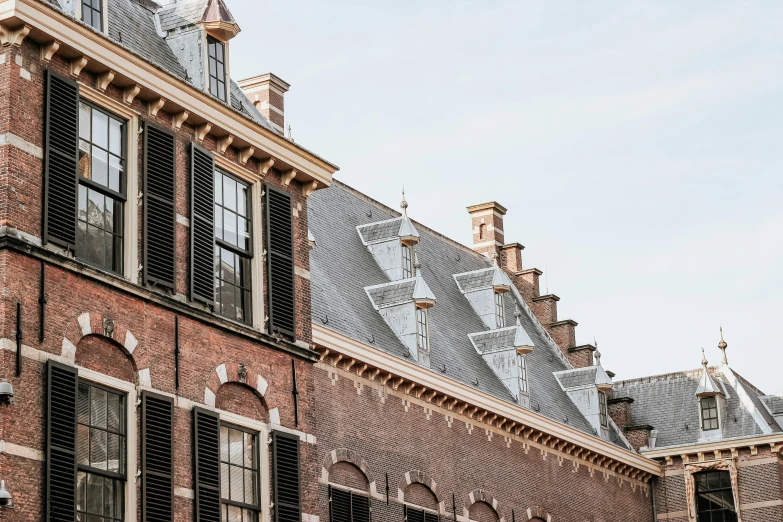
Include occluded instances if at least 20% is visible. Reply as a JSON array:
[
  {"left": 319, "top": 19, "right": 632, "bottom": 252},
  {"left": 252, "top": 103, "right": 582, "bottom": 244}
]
[
  {"left": 718, "top": 327, "right": 728, "bottom": 365},
  {"left": 701, "top": 347, "right": 708, "bottom": 370},
  {"left": 514, "top": 305, "right": 522, "bottom": 325},
  {"left": 401, "top": 186, "right": 409, "bottom": 216},
  {"left": 414, "top": 252, "right": 422, "bottom": 277},
  {"left": 492, "top": 251, "right": 499, "bottom": 266},
  {"left": 594, "top": 350, "right": 601, "bottom": 367}
]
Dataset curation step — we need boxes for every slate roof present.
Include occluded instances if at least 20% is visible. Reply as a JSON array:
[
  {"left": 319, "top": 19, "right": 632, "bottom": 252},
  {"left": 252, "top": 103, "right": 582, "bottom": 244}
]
[
  {"left": 556, "top": 367, "right": 598, "bottom": 389},
  {"left": 157, "top": 0, "right": 206, "bottom": 31},
  {"left": 612, "top": 367, "right": 781, "bottom": 449},
  {"left": 454, "top": 269, "right": 495, "bottom": 292},
  {"left": 366, "top": 280, "right": 416, "bottom": 309},
  {"left": 41, "top": 0, "right": 275, "bottom": 131},
  {"left": 468, "top": 328, "right": 517, "bottom": 354},
  {"left": 761, "top": 396, "right": 783, "bottom": 415},
  {"left": 309, "top": 181, "right": 623, "bottom": 443},
  {"left": 357, "top": 218, "right": 402, "bottom": 244}
]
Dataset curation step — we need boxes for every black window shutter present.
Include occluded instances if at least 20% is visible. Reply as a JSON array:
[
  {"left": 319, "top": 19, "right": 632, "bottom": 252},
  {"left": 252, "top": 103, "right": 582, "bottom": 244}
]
[
  {"left": 143, "top": 122, "right": 177, "bottom": 290},
  {"left": 190, "top": 144, "right": 215, "bottom": 305},
  {"left": 406, "top": 507, "right": 425, "bottom": 522},
  {"left": 45, "top": 361, "right": 78, "bottom": 522},
  {"left": 142, "top": 391, "right": 174, "bottom": 522},
  {"left": 272, "top": 431, "right": 301, "bottom": 522},
  {"left": 43, "top": 70, "right": 79, "bottom": 249},
  {"left": 330, "top": 486, "right": 351, "bottom": 522},
  {"left": 193, "top": 406, "right": 221, "bottom": 522},
  {"left": 265, "top": 186, "right": 295, "bottom": 337},
  {"left": 352, "top": 492, "right": 371, "bottom": 522},
  {"left": 424, "top": 512, "right": 439, "bottom": 522}
]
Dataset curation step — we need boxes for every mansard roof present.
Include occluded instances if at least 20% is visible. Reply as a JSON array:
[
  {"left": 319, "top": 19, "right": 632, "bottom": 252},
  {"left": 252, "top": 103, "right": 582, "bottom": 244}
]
[
  {"left": 613, "top": 367, "right": 781, "bottom": 449},
  {"left": 309, "top": 181, "right": 632, "bottom": 446}
]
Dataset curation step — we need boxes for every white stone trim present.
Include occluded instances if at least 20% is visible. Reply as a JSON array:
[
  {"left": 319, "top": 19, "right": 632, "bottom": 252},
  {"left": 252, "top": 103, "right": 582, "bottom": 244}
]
[
  {"left": 0, "top": 440, "right": 44, "bottom": 461},
  {"left": 216, "top": 362, "right": 228, "bottom": 384},
  {"left": 295, "top": 266, "right": 311, "bottom": 279},
  {"left": 175, "top": 487, "right": 194, "bottom": 499},
  {"left": 0, "top": 132, "right": 43, "bottom": 158}
]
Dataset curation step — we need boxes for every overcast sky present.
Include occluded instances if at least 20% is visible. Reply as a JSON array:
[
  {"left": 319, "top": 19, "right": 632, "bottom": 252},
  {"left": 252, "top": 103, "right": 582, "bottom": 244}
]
[{"left": 229, "top": 1, "right": 783, "bottom": 395}]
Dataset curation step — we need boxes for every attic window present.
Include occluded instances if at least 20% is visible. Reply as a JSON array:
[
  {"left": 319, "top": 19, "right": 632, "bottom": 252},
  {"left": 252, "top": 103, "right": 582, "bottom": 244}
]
[
  {"left": 494, "top": 292, "right": 504, "bottom": 328},
  {"left": 416, "top": 308, "right": 429, "bottom": 353},
  {"left": 402, "top": 245, "right": 413, "bottom": 279},
  {"left": 81, "top": 0, "right": 103, "bottom": 31},
  {"left": 518, "top": 355, "right": 528, "bottom": 393},
  {"left": 598, "top": 391, "right": 608, "bottom": 427},
  {"left": 701, "top": 396, "right": 719, "bottom": 431},
  {"left": 208, "top": 36, "right": 227, "bottom": 102}
]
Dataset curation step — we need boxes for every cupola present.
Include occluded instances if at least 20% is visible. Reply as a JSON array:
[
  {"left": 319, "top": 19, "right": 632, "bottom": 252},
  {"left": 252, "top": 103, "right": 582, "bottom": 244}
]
[
  {"left": 491, "top": 253, "right": 511, "bottom": 294},
  {"left": 398, "top": 189, "right": 420, "bottom": 246},
  {"left": 594, "top": 351, "right": 613, "bottom": 392},
  {"left": 513, "top": 308, "right": 535, "bottom": 355},
  {"left": 412, "top": 255, "right": 436, "bottom": 309},
  {"left": 695, "top": 349, "right": 723, "bottom": 398}
]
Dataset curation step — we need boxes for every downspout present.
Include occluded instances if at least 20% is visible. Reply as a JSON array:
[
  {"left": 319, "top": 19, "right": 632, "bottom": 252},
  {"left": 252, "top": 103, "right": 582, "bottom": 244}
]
[{"left": 650, "top": 476, "right": 658, "bottom": 521}]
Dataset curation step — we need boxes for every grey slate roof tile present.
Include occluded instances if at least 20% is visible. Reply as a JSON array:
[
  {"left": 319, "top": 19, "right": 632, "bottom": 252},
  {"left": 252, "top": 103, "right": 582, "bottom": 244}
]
[
  {"left": 454, "top": 269, "right": 494, "bottom": 292},
  {"left": 761, "top": 395, "right": 783, "bottom": 415},
  {"left": 358, "top": 219, "right": 402, "bottom": 244},
  {"left": 366, "top": 280, "right": 416, "bottom": 308},
  {"left": 469, "top": 328, "right": 516, "bottom": 353},
  {"left": 309, "top": 181, "right": 600, "bottom": 439},
  {"left": 556, "top": 367, "right": 598, "bottom": 388}
]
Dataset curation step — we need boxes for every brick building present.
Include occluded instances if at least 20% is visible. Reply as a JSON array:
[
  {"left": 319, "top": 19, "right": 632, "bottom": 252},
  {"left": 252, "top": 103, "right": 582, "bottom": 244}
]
[
  {"left": 0, "top": 1, "right": 337, "bottom": 522},
  {"left": 307, "top": 182, "right": 783, "bottom": 522},
  {"left": 0, "top": 1, "right": 781, "bottom": 522}
]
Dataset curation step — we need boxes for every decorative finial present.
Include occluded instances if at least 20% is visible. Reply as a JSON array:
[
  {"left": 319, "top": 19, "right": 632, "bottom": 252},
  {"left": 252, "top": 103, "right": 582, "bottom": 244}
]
[
  {"left": 514, "top": 305, "right": 522, "bottom": 325},
  {"left": 718, "top": 327, "right": 728, "bottom": 365},
  {"left": 414, "top": 253, "right": 422, "bottom": 276},
  {"left": 594, "top": 350, "right": 601, "bottom": 366},
  {"left": 492, "top": 251, "right": 499, "bottom": 266},
  {"left": 401, "top": 186, "right": 409, "bottom": 216},
  {"left": 701, "top": 348, "right": 708, "bottom": 369}
]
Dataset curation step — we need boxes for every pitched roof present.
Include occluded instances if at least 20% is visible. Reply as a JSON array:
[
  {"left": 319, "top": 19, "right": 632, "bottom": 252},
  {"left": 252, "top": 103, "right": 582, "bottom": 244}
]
[
  {"left": 309, "top": 181, "right": 624, "bottom": 443},
  {"left": 613, "top": 367, "right": 781, "bottom": 449}
]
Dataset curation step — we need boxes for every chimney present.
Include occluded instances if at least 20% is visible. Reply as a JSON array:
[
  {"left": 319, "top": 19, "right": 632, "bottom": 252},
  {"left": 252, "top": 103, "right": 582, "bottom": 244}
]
[
  {"left": 467, "top": 202, "right": 507, "bottom": 258},
  {"left": 607, "top": 396, "right": 634, "bottom": 430},
  {"left": 238, "top": 73, "right": 290, "bottom": 136}
]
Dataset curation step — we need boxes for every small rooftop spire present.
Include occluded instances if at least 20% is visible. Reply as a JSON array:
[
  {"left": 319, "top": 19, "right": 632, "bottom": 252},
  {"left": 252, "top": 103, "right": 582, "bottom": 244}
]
[
  {"left": 718, "top": 327, "right": 728, "bottom": 365},
  {"left": 514, "top": 305, "right": 523, "bottom": 325},
  {"left": 412, "top": 254, "right": 436, "bottom": 308},
  {"left": 696, "top": 347, "right": 723, "bottom": 397},
  {"left": 594, "top": 350, "right": 601, "bottom": 367},
  {"left": 492, "top": 251, "right": 500, "bottom": 266},
  {"left": 414, "top": 253, "right": 422, "bottom": 277},
  {"left": 701, "top": 347, "right": 708, "bottom": 370},
  {"left": 513, "top": 305, "right": 534, "bottom": 354},
  {"left": 401, "top": 186, "right": 409, "bottom": 216},
  {"left": 398, "top": 186, "right": 420, "bottom": 246},
  {"left": 593, "top": 350, "right": 613, "bottom": 391}
]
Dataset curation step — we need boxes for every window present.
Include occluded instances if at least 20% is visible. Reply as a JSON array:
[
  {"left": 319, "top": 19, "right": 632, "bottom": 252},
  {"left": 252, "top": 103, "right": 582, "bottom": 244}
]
[
  {"left": 77, "top": 382, "right": 126, "bottom": 522},
  {"left": 518, "top": 355, "right": 528, "bottom": 393},
  {"left": 405, "top": 505, "right": 439, "bottom": 522},
  {"left": 78, "top": 102, "right": 126, "bottom": 274},
  {"left": 214, "top": 170, "right": 252, "bottom": 323},
  {"left": 416, "top": 308, "right": 429, "bottom": 352},
  {"left": 220, "top": 424, "right": 259, "bottom": 522},
  {"left": 695, "top": 471, "right": 737, "bottom": 522},
  {"left": 82, "top": 0, "right": 103, "bottom": 31},
  {"left": 329, "top": 486, "right": 370, "bottom": 522},
  {"left": 208, "top": 36, "right": 227, "bottom": 102},
  {"left": 701, "top": 396, "right": 720, "bottom": 431},
  {"left": 598, "top": 391, "right": 608, "bottom": 427},
  {"left": 402, "top": 245, "right": 413, "bottom": 278},
  {"left": 494, "top": 292, "right": 504, "bottom": 328}
]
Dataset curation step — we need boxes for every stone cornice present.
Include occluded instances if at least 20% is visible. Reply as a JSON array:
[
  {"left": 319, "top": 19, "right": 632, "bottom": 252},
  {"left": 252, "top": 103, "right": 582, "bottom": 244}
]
[
  {"left": 0, "top": 0, "right": 337, "bottom": 186},
  {"left": 642, "top": 433, "right": 783, "bottom": 462},
  {"left": 312, "top": 323, "right": 662, "bottom": 479}
]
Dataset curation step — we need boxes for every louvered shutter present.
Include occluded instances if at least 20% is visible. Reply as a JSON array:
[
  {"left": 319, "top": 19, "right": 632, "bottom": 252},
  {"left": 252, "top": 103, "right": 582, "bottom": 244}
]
[
  {"left": 45, "top": 361, "right": 78, "bottom": 522},
  {"left": 43, "top": 70, "right": 79, "bottom": 249},
  {"left": 330, "top": 486, "right": 351, "bottom": 522},
  {"left": 190, "top": 144, "right": 215, "bottom": 304},
  {"left": 265, "top": 186, "right": 295, "bottom": 337},
  {"left": 142, "top": 392, "right": 174, "bottom": 522},
  {"left": 193, "top": 407, "right": 221, "bottom": 522},
  {"left": 143, "top": 122, "right": 177, "bottom": 289},
  {"left": 405, "top": 507, "right": 425, "bottom": 522},
  {"left": 424, "top": 512, "right": 439, "bottom": 522},
  {"left": 272, "top": 431, "right": 301, "bottom": 522},
  {"left": 352, "top": 493, "right": 371, "bottom": 522}
]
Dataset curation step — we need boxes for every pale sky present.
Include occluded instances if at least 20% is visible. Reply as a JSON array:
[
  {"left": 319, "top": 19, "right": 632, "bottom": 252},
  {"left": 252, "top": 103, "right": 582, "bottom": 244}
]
[{"left": 229, "top": 1, "right": 783, "bottom": 395}]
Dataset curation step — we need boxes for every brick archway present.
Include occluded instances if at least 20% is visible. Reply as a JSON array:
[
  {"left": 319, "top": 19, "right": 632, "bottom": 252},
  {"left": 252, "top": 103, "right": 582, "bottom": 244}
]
[
  {"left": 524, "top": 506, "right": 552, "bottom": 522},
  {"left": 61, "top": 311, "right": 148, "bottom": 384},
  {"left": 204, "top": 362, "right": 269, "bottom": 408},
  {"left": 398, "top": 470, "right": 444, "bottom": 513},
  {"left": 321, "top": 448, "right": 377, "bottom": 495},
  {"left": 466, "top": 490, "right": 505, "bottom": 522}
]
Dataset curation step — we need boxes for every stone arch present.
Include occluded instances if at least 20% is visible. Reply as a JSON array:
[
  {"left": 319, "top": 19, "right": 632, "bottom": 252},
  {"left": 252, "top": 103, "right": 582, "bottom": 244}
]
[
  {"left": 524, "top": 507, "right": 552, "bottom": 522},
  {"left": 61, "top": 312, "right": 148, "bottom": 384},
  {"left": 398, "top": 470, "right": 443, "bottom": 513},
  {"left": 204, "top": 362, "right": 273, "bottom": 414},
  {"left": 466, "top": 490, "right": 505, "bottom": 522},
  {"left": 321, "top": 448, "right": 376, "bottom": 495}
]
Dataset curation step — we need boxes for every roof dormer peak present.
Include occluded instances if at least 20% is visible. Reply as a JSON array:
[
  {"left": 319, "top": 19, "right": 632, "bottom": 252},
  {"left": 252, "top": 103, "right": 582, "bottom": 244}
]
[{"left": 398, "top": 187, "right": 420, "bottom": 246}]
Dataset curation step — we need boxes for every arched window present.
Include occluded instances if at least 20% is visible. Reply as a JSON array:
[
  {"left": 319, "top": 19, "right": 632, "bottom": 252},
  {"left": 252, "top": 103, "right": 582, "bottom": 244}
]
[
  {"left": 479, "top": 223, "right": 486, "bottom": 240},
  {"left": 328, "top": 462, "right": 371, "bottom": 522},
  {"left": 404, "top": 483, "right": 439, "bottom": 522},
  {"left": 468, "top": 501, "right": 499, "bottom": 522}
]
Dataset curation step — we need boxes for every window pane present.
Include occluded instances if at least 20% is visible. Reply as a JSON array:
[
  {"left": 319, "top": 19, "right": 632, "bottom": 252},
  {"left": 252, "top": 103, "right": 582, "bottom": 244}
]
[
  {"left": 221, "top": 462, "right": 230, "bottom": 499},
  {"left": 107, "top": 433, "right": 121, "bottom": 473},
  {"left": 209, "top": 58, "right": 217, "bottom": 78},
  {"left": 224, "top": 208, "right": 237, "bottom": 246},
  {"left": 109, "top": 118, "right": 122, "bottom": 155},
  {"left": 80, "top": 103, "right": 92, "bottom": 141},
  {"left": 91, "top": 146, "right": 109, "bottom": 187},
  {"left": 244, "top": 432, "right": 254, "bottom": 468},
  {"left": 244, "top": 469, "right": 255, "bottom": 504},
  {"left": 77, "top": 424, "right": 90, "bottom": 465},
  {"left": 223, "top": 176, "right": 237, "bottom": 211},
  {"left": 91, "top": 387, "right": 107, "bottom": 428},
  {"left": 83, "top": 8, "right": 92, "bottom": 29},
  {"left": 92, "top": 110, "right": 108, "bottom": 147},
  {"left": 237, "top": 185, "right": 247, "bottom": 217},
  {"left": 90, "top": 428, "right": 107, "bottom": 469},
  {"left": 229, "top": 428, "right": 243, "bottom": 465},
  {"left": 230, "top": 463, "right": 243, "bottom": 502},
  {"left": 104, "top": 477, "right": 114, "bottom": 518},
  {"left": 86, "top": 473, "right": 103, "bottom": 514},
  {"left": 77, "top": 471, "right": 87, "bottom": 512},
  {"left": 109, "top": 154, "right": 122, "bottom": 192},
  {"left": 107, "top": 393, "right": 121, "bottom": 432},
  {"left": 208, "top": 42, "right": 216, "bottom": 58},
  {"left": 216, "top": 42, "right": 224, "bottom": 61},
  {"left": 227, "top": 505, "right": 242, "bottom": 522}
]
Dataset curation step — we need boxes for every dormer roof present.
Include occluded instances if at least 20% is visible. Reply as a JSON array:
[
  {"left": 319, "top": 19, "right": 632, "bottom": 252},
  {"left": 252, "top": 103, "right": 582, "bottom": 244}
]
[
  {"left": 202, "top": 0, "right": 240, "bottom": 40},
  {"left": 357, "top": 218, "right": 403, "bottom": 245},
  {"left": 366, "top": 280, "right": 417, "bottom": 309},
  {"left": 412, "top": 256, "right": 436, "bottom": 308},
  {"left": 157, "top": 0, "right": 239, "bottom": 38},
  {"left": 594, "top": 352, "right": 613, "bottom": 392}
]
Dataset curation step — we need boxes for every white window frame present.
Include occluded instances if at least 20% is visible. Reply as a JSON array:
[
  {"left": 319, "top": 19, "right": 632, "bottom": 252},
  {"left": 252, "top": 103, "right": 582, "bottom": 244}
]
[
  {"left": 494, "top": 292, "right": 504, "bottom": 328},
  {"left": 76, "top": 366, "right": 138, "bottom": 522},
  {"left": 598, "top": 391, "right": 608, "bottom": 427},
  {"left": 76, "top": 0, "right": 109, "bottom": 35},
  {"left": 416, "top": 307, "right": 429, "bottom": 353},
  {"left": 78, "top": 85, "right": 140, "bottom": 284},
  {"left": 203, "top": 32, "right": 231, "bottom": 106},
  {"left": 401, "top": 245, "right": 413, "bottom": 279},
  {"left": 700, "top": 396, "right": 720, "bottom": 431},
  {"left": 517, "top": 354, "right": 528, "bottom": 394}
]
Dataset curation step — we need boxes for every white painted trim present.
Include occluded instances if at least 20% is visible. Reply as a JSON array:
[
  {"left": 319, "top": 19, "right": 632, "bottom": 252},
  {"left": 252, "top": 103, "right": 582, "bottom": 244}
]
[
  {"left": 0, "top": 440, "right": 44, "bottom": 460},
  {"left": 251, "top": 179, "right": 265, "bottom": 331},
  {"left": 720, "top": 365, "right": 773, "bottom": 435},
  {"left": 471, "top": 240, "right": 503, "bottom": 248},
  {"left": 294, "top": 266, "right": 310, "bottom": 280},
  {"left": 740, "top": 499, "right": 783, "bottom": 510},
  {"left": 643, "top": 433, "right": 783, "bottom": 459},
  {"left": 312, "top": 324, "right": 661, "bottom": 475}
]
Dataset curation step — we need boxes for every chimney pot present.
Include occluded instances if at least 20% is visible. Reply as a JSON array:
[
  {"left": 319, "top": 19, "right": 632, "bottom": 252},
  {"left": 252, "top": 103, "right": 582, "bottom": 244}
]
[{"left": 238, "top": 73, "right": 290, "bottom": 136}]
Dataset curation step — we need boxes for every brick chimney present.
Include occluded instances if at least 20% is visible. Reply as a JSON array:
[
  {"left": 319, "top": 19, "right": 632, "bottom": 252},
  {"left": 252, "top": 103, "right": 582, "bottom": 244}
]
[
  {"left": 467, "top": 202, "right": 506, "bottom": 259},
  {"left": 238, "top": 73, "right": 290, "bottom": 136}
]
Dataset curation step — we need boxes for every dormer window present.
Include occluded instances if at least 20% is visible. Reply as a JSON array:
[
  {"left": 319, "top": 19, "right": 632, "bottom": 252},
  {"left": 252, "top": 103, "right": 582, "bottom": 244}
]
[
  {"left": 701, "top": 396, "right": 719, "bottom": 431},
  {"left": 518, "top": 355, "right": 528, "bottom": 393},
  {"left": 81, "top": 0, "right": 103, "bottom": 31},
  {"left": 402, "top": 245, "right": 413, "bottom": 279},
  {"left": 494, "top": 292, "right": 505, "bottom": 328},
  {"left": 416, "top": 308, "right": 429, "bottom": 352},
  {"left": 208, "top": 36, "right": 227, "bottom": 102},
  {"left": 598, "top": 391, "right": 608, "bottom": 427}
]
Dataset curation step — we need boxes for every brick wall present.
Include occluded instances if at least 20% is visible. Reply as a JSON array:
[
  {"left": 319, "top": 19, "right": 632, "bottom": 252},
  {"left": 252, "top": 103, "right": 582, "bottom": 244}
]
[
  {"left": 313, "top": 364, "right": 654, "bottom": 522},
  {"left": 0, "top": 37, "right": 318, "bottom": 522}
]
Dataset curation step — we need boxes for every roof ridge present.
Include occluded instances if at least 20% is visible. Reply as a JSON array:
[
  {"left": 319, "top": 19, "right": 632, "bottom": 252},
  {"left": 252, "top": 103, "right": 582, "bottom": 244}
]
[
  {"left": 613, "top": 367, "right": 719, "bottom": 387},
  {"left": 333, "top": 179, "right": 491, "bottom": 265}
]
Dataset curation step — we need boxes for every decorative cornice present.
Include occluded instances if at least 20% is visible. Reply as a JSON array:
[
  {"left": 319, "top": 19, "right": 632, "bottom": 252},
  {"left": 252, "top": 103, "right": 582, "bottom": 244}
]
[
  {"left": 643, "top": 433, "right": 783, "bottom": 460},
  {"left": 312, "top": 323, "right": 661, "bottom": 479}
]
